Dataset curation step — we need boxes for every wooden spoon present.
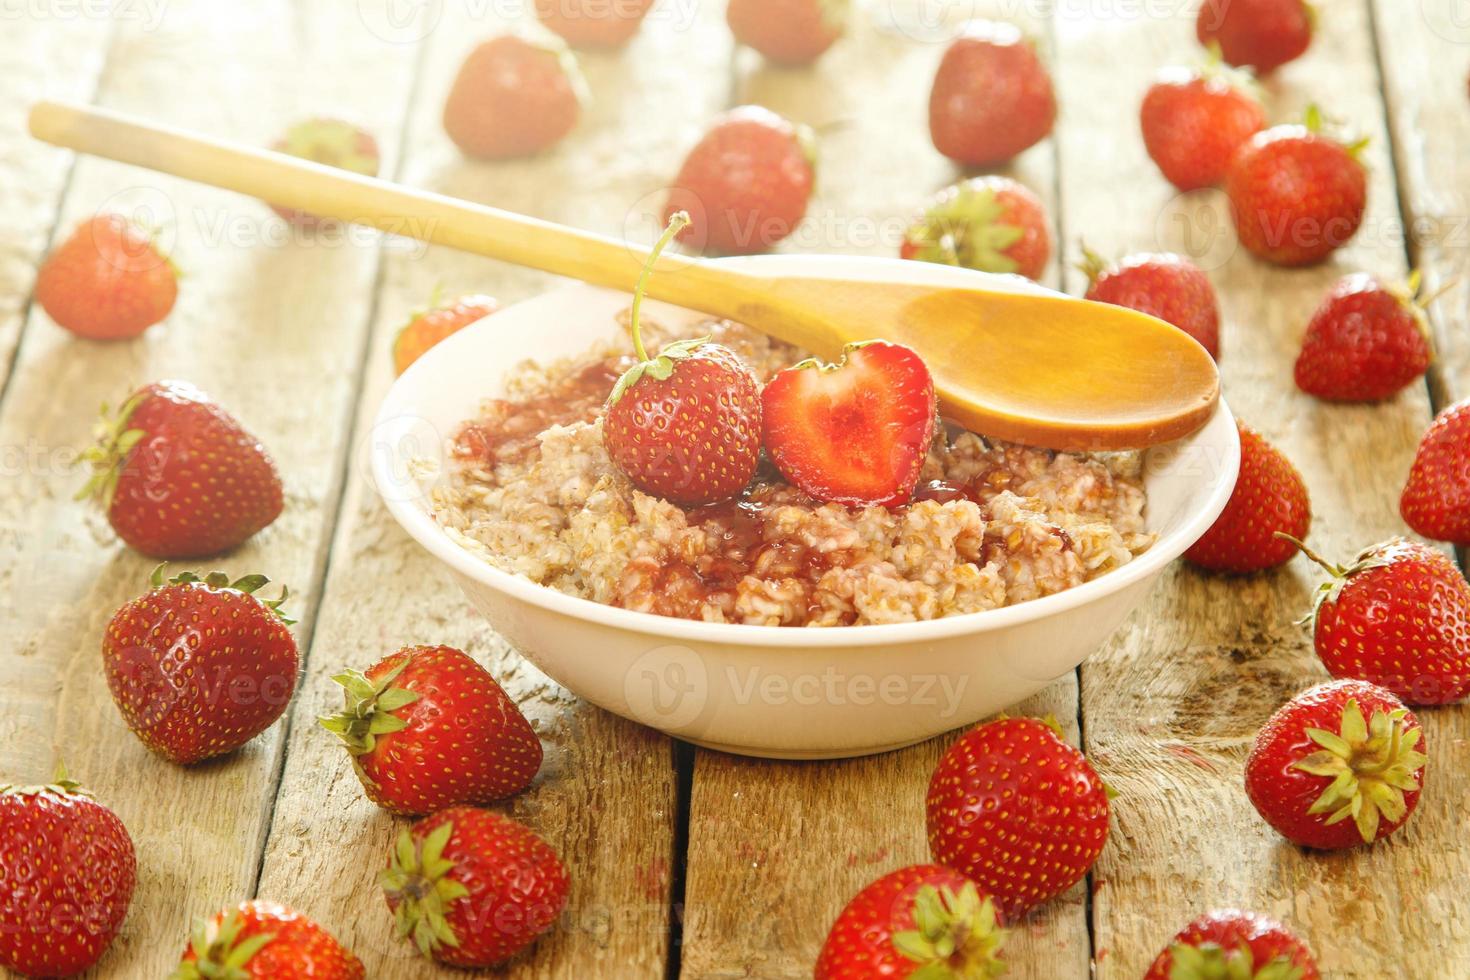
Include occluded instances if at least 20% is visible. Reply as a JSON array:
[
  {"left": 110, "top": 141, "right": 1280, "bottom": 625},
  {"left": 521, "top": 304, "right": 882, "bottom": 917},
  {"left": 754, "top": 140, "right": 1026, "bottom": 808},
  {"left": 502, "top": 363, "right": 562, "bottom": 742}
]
[{"left": 29, "top": 99, "right": 1218, "bottom": 451}]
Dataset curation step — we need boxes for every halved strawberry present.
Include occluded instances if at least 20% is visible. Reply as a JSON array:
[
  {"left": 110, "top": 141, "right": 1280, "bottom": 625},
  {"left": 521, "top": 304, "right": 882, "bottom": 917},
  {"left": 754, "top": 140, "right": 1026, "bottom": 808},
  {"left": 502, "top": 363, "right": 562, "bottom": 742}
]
[{"left": 761, "top": 340, "right": 937, "bottom": 507}]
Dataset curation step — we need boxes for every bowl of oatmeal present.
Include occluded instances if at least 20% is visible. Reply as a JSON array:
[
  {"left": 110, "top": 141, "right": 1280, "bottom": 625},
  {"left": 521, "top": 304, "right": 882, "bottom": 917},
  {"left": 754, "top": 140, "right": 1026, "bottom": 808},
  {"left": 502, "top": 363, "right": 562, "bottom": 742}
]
[{"left": 372, "top": 255, "right": 1238, "bottom": 759}]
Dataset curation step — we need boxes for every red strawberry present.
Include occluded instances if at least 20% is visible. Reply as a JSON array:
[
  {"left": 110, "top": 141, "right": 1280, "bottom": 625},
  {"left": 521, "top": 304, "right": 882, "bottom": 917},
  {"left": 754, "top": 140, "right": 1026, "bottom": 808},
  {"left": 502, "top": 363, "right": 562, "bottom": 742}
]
[
  {"left": 1197, "top": 0, "right": 1313, "bottom": 74},
  {"left": 443, "top": 35, "right": 585, "bottom": 159},
  {"left": 900, "top": 176, "right": 1051, "bottom": 281},
  {"left": 925, "top": 716, "right": 1110, "bottom": 921},
  {"left": 1289, "top": 537, "right": 1470, "bottom": 705},
  {"left": 382, "top": 806, "right": 569, "bottom": 968},
  {"left": 1140, "top": 60, "right": 1265, "bottom": 191},
  {"left": 1144, "top": 910, "right": 1319, "bottom": 980},
  {"left": 103, "top": 566, "right": 299, "bottom": 764},
  {"left": 727, "top": 0, "right": 845, "bottom": 66},
  {"left": 1225, "top": 109, "right": 1368, "bottom": 267},
  {"left": 1401, "top": 399, "right": 1470, "bottom": 545},
  {"left": 762, "top": 340, "right": 937, "bottom": 508},
  {"left": 172, "top": 900, "right": 364, "bottom": 980},
  {"left": 35, "top": 213, "right": 177, "bottom": 340},
  {"left": 1184, "top": 421, "right": 1311, "bottom": 573},
  {"left": 535, "top": 0, "right": 654, "bottom": 48},
  {"left": 78, "top": 380, "right": 284, "bottom": 559},
  {"left": 319, "top": 645, "right": 542, "bottom": 815},
  {"left": 393, "top": 293, "right": 498, "bottom": 376},
  {"left": 1244, "top": 679, "right": 1426, "bottom": 849},
  {"left": 814, "top": 865, "right": 1008, "bottom": 979},
  {"left": 603, "top": 213, "right": 762, "bottom": 504},
  {"left": 269, "top": 118, "right": 380, "bottom": 226},
  {"left": 1080, "top": 248, "right": 1221, "bottom": 359},
  {"left": 0, "top": 770, "right": 136, "bottom": 978},
  {"left": 1294, "top": 272, "right": 1434, "bottom": 402},
  {"left": 664, "top": 105, "right": 814, "bottom": 255},
  {"left": 929, "top": 21, "right": 1056, "bottom": 167}
]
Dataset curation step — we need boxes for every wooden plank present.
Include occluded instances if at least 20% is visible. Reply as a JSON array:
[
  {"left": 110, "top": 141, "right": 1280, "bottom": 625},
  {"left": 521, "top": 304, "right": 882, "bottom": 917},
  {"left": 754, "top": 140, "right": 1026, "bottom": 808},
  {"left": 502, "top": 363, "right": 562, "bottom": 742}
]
[
  {"left": 679, "top": 5, "right": 1090, "bottom": 977},
  {"left": 0, "top": 13, "right": 111, "bottom": 395},
  {"left": 1371, "top": 0, "right": 1470, "bottom": 404},
  {"left": 0, "top": 2, "right": 419, "bottom": 975},
  {"left": 1053, "top": 4, "right": 1470, "bottom": 978},
  {"left": 251, "top": 5, "right": 737, "bottom": 976}
]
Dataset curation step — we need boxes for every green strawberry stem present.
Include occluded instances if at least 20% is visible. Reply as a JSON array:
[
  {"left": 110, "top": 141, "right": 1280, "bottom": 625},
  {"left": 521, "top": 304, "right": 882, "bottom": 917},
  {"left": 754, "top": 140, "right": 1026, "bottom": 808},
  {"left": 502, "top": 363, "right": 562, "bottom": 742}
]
[
  {"left": 318, "top": 657, "right": 421, "bottom": 755},
  {"left": 151, "top": 564, "right": 297, "bottom": 625},
  {"left": 891, "top": 882, "right": 1008, "bottom": 978},
  {"left": 630, "top": 211, "right": 690, "bottom": 362},
  {"left": 1293, "top": 697, "right": 1427, "bottom": 844},
  {"left": 1273, "top": 533, "right": 1391, "bottom": 627},
  {"left": 1075, "top": 241, "right": 1109, "bottom": 285},
  {"left": 75, "top": 388, "right": 150, "bottom": 511},
  {"left": 381, "top": 821, "right": 470, "bottom": 959},
  {"left": 0, "top": 761, "right": 85, "bottom": 798},
  {"left": 1168, "top": 942, "right": 1304, "bottom": 980},
  {"left": 170, "top": 909, "right": 276, "bottom": 980}
]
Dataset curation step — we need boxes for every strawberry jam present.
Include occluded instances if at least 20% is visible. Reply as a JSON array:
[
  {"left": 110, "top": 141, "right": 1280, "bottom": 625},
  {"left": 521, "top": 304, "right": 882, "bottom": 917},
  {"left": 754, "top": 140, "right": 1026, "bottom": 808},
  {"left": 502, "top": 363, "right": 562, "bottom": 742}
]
[{"left": 453, "top": 357, "right": 625, "bottom": 467}]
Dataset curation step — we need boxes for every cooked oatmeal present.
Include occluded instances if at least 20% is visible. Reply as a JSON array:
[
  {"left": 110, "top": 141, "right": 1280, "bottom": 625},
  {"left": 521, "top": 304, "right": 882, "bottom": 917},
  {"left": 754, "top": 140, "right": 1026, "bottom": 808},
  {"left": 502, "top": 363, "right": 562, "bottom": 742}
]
[{"left": 430, "top": 315, "right": 1155, "bottom": 627}]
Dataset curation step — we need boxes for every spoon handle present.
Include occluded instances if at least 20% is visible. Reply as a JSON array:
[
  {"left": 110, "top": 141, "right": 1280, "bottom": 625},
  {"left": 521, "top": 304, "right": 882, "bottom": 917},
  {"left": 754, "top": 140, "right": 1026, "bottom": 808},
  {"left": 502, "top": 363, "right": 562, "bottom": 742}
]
[{"left": 28, "top": 99, "right": 740, "bottom": 309}]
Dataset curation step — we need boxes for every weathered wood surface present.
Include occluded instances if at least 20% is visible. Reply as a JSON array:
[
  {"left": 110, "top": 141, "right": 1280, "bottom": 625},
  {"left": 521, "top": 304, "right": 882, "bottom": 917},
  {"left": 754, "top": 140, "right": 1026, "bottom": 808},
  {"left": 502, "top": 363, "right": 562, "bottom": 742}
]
[
  {"left": 252, "top": 1, "right": 735, "bottom": 975},
  {"left": 1055, "top": 3, "right": 1470, "bottom": 977}
]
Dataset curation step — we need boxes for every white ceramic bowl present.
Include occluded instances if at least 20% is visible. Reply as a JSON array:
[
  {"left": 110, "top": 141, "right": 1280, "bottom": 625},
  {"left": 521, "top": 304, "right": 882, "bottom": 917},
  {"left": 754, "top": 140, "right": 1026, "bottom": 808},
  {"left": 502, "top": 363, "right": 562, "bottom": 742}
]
[{"left": 372, "top": 256, "right": 1239, "bottom": 759}]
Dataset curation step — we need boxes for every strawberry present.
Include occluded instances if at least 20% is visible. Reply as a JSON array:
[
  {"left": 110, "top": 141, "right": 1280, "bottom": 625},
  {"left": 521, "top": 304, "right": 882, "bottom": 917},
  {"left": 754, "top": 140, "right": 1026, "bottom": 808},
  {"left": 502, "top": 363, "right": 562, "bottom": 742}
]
[
  {"left": 762, "top": 340, "right": 937, "bottom": 508},
  {"left": 900, "top": 176, "right": 1051, "bottom": 281},
  {"left": 1140, "top": 59, "right": 1265, "bottom": 191},
  {"left": 78, "top": 380, "right": 284, "bottom": 559},
  {"left": 443, "top": 35, "right": 585, "bottom": 159},
  {"left": 172, "top": 901, "right": 363, "bottom": 980},
  {"left": 535, "top": 0, "right": 654, "bottom": 48},
  {"left": 1197, "top": 0, "right": 1313, "bottom": 74},
  {"left": 929, "top": 21, "right": 1056, "bottom": 167},
  {"left": 35, "top": 213, "right": 177, "bottom": 340},
  {"left": 1184, "top": 421, "right": 1310, "bottom": 573},
  {"left": 1144, "top": 909, "right": 1319, "bottom": 980},
  {"left": 925, "top": 716, "right": 1110, "bottom": 921},
  {"left": 727, "top": 0, "right": 845, "bottom": 66},
  {"left": 1080, "top": 247, "right": 1221, "bottom": 359},
  {"left": 814, "top": 865, "right": 1008, "bottom": 979},
  {"left": 319, "top": 645, "right": 542, "bottom": 815},
  {"left": 392, "top": 293, "right": 498, "bottom": 375},
  {"left": 664, "top": 105, "right": 815, "bottom": 255},
  {"left": 382, "top": 806, "right": 569, "bottom": 968},
  {"left": 1294, "top": 272, "right": 1434, "bottom": 402},
  {"left": 103, "top": 566, "right": 299, "bottom": 764},
  {"left": 1244, "top": 679, "right": 1426, "bottom": 849},
  {"left": 1225, "top": 108, "right": 1368, "bottom": 267},
  {"left": 1287, "top": 536, "right": 1470, "bottom": 705},
  {"left": 602, "top": 213, "right": 762, "bottom": 504},
  {"left": 1400, "top": 399, "right": 1470, "bottom": 545},
  {"left": 0, "top": 770, "right": 136, "bottom": 978},
  {"left": 269, "top": 118, "right": 380, "bottom": 226}
]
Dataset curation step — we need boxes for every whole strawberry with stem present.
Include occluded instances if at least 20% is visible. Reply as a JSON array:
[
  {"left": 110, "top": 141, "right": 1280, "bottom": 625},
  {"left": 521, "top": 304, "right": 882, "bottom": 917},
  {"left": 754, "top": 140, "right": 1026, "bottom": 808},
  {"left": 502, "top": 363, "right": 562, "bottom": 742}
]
[
  {"left": 901, "top": 176, "right": 1051, "bottom": 281},
  {"left": 319, "top": 645, "right": 542, "bottom": 815},
  {"left": 0, "top": 768, "right": 136, "bottom": 978},
  {"left": 269, "top": 118, "right": 380, "bottom": 226},
  {"left": 762, "top": 340, "right": 937, "bottom": 507},
  {"left": 443, "top": 35, "right": 586, "bottom": 159},
  {"left": 1144, "top": 909, "right": 1319, "bottom": 980},
  {"left": 1197, "top": 0, "right": 1313, "bottom": 74},
  {"left": 1225, "top": 106, "right": 1368, "bottom": 267},
  {"left": 664, "top": 105, "right": 815, "bottom": 255},
  {"left": 79, "top": 380, "right": 284, "bottom": 559},
  {"left": 926, "top": 716, "right": 1110, "bottom": 920},
  {"left": 815, "top": 865, "right": 1008, "bottom": 979},
  {"left": 1401, "top": 398, "right": 1470, "bottom": 545},
  {"left": 1285, "top": 534, "right": 1470, "bottom": 705},
  {"left": 727, "top": 0, "right": 846, "bottom": 66},
  {"left": 1140, "top": 55, "right": 1265, "bottom": 191},
  {"left": 1080, "top": 246, "right": 1221, "bottom": 359},
  {"left": 382, "top": 806, "right": 569, "bottom": 968},
  {"left": 36, "top": 213, "right": 178, "bottom": 340},
  {"left": 602, "top": 212, "right": 762, "bottom": 505},
  {"left": 1294, "top": 272, "right": 1437, "bottom": 402},
  {"left": 392, "top": 292, "right": 499, "bottom": 375},
  {"left": 929, "top": 20, "right": 1055, "bottom": 167},
  {"left": 103, "top": 565, "right": 299, "bottom": 764},
  {"left": 1244, "top": 679, "right": 1426, "bottom": 849},
  {"left": 1184, "top": 421, "right": 1310, "bottom": 573},
  {"left": 171, "top": 900, "right": 364, "bottom": 980}
]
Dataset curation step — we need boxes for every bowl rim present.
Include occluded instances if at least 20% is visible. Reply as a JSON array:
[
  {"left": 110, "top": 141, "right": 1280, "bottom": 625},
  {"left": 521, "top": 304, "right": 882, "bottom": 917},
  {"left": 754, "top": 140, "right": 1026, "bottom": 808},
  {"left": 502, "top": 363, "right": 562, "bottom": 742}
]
[{"left": 373, "top": 259, "right": 1239, "bottom": 650}]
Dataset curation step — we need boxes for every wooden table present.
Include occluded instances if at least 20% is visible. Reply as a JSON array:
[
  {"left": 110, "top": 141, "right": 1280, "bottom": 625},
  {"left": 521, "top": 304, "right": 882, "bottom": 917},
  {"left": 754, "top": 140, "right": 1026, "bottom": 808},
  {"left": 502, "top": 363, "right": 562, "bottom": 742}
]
[{"left": 1, "top": 2, "right": 1466, "bottom": 977}]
